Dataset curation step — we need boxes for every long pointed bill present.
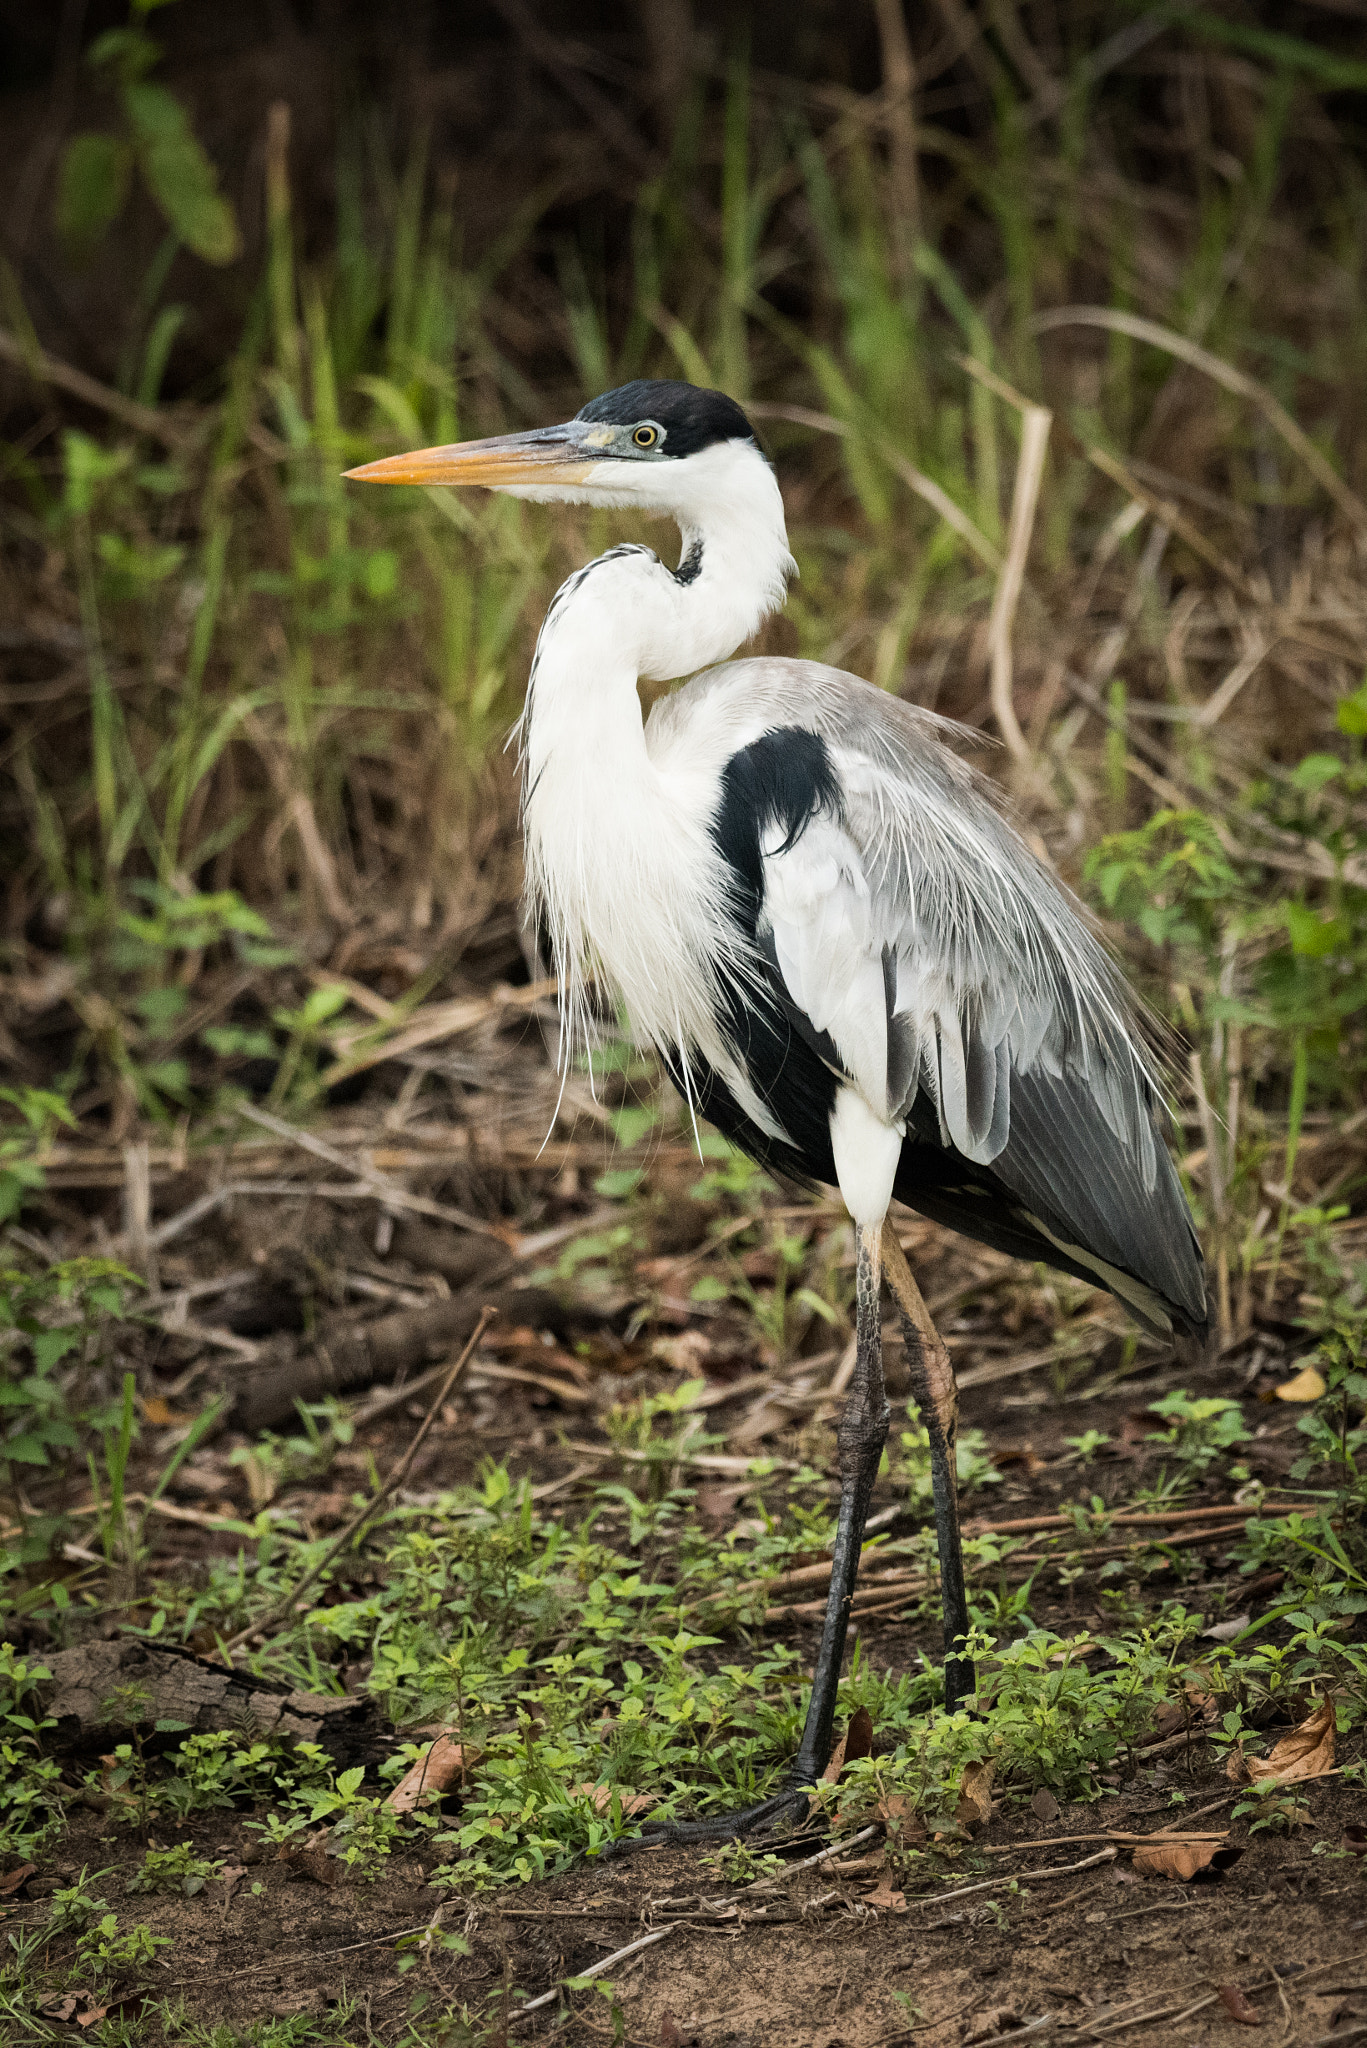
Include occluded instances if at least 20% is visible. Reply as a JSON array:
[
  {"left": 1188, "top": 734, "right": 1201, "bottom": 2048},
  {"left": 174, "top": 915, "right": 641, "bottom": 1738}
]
[{"left": 345, "top": 423, "right": 604, "bottom": 490}]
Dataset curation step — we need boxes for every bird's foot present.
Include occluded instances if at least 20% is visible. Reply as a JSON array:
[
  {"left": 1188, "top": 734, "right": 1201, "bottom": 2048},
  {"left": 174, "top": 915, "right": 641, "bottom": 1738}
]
[{"left": 604, "top": 1783, "right": 814, "bottom": 1855}]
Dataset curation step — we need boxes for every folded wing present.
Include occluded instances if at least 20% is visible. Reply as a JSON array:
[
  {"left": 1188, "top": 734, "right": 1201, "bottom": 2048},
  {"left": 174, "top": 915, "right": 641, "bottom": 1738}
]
[{"left": 719, "top": 685, "right": 1207, "bottom": 1340}]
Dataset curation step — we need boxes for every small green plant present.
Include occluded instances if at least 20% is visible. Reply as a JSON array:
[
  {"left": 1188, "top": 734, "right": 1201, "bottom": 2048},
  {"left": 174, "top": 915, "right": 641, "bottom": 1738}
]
[
  {"left": 1064, "top": 1430, "right": 1112, "bottom": 1468},
  {"left": 228, "top": 1400, "right": 353, "bottom": 1508},
  {"left": 75, "top": 1912, "right": 172, "bottom": 1986},
  {"left": 0, "top": 1260, "right": 138, "bottom": 1570},
  {"left": 46, "top": 1867, "right": 115, "bottom": 1935},
  {"left": 1146, "top": 1391, "right": 1252, "bottom": 1477},
  {"left": 1232, "top": 1784, "right": 1313, "bottom": 1835},
  {"left": 266, "top": 983, "right": 353, "bottom": 1106},
  {"left": 700, "top": 1838, "right": 784, "bottom": 1884},
  {"left": 126, "top": 1840, "right": 224, "bottom": 1896},
  {"left": 901, "top": 1403, "right": 1001, "bottom": 1505},
  {"left": 0, "top": 1647, "right": 64, "bottom": 1857},
  {"left": 1085, "top": 809, "right": 1245, "bottom": 955},
  {"left": 688, "top": 1132, "right": 775, "bottom": 1204},
  {"left": 83, "top": 1370, "right": 225, "bottom": 1590},
  {"left": 245, "top": 1763, "right": 403, "bottom": 1881},
  {"left": 0, "top": 1087, "right": 76, "bottom": 1227}
]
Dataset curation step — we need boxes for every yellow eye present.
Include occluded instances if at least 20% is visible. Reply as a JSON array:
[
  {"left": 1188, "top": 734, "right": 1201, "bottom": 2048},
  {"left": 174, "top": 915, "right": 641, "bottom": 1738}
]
[{"left": 632, "top": 424, "right": 658, "bottom": 448}]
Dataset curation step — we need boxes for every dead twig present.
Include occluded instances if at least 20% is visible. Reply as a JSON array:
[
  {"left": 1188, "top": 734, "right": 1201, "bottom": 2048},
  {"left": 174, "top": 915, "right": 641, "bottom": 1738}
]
[
  {"left": 737, "top": 1823, "right": 882, "bottom": 1899},
  {"left": 914, "top": 1844, "right": 1116, "bottom": 1914},
  {"left": 561, "top": 1439, "right": 801, "bottom": 1476},
  {"left": 234, "top": 1100, "right": 507, "bottom": 1241},
  {"left": 1031, "top": 305, "right": 1367, "bottom": 536},
  {"left": 514, "top": 1925, "right": 674, "bottom": 2019},
  {"left": 977, "top": 370, "right": 1053, "bottom": 762}
]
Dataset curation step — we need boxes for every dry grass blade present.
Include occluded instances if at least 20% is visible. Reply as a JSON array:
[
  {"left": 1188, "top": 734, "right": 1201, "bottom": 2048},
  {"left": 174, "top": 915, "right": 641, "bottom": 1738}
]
[
  {"left": 747, "top": 400, "right": 1003, "bottom": 569},
  {"left": 234, "top": 1099, "right": 507, "bottom": 1240},
  {"left": 0, "top": 325, "right": 192, "bottom": 448},
  {"left": 319, "top": 975, "right": 557, "bottom": 1086},
  {"left": 222, "top": 1307, "right": 493, "bottom": 1653},
  {"left": 1032, "top": 306, "right": 1367, "bottom": 534}
]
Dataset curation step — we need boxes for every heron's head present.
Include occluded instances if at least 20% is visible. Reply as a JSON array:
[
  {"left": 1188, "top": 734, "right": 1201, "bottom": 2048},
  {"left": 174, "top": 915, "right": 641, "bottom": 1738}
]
[{"left": 345, "top": 379, "right": 773, "bottom": 525}]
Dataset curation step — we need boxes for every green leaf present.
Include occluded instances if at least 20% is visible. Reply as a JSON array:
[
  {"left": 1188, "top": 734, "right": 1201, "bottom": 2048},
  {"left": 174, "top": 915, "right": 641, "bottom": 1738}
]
[
  {"left": 31, "top": 1328, "right": 82, "bottom": 1374},
  {"left": 2, "top": 1436, "right": 51, "bottom": 1467},
  {"left": 62, "top": 429, "right": 127, "bottom": 517},
  {"left": 609, "top": 1105, "right": 658, "bottom": 1148},
  {"left": 1290, "top": 753, "right": 1343, "bottom": 794},
  {"left": 1286, "top": 903, "right": 1348, "bottom": 958},
  {"left": 689, "top": 1276, "right": 730, "bottom": 1303},
  {"left": 362, "top": 550, "right": 398, "bottom": 600},
  {"left": 123, "top": 83, "right": 241, "bottom": 265},
  {"left": 56, "top": 133, "right": 133, "bottom": 254},
  {"left": 1338, "top": 675, "right": 1367, "bottom": 737}
]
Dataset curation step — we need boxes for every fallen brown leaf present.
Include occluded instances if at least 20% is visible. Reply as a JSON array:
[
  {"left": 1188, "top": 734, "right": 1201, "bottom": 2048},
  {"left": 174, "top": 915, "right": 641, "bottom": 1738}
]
[
  {"left": 0, "top": 1863, "right": 34, "bottom": 1897},
  {"left": 821, "top": 1706, "right": 872, "bottom": 1785},
  {"left": 1218, "top": 1984, "right": 1263, "bottom": 2027},
  {"left": 1275, "top": 1364, "right": 1327, "bottom": 1403},
  {"left": 1030, "top": 1788, "right": 1060, "bottom": 1825},
  {"left": 38, "top": 1988, "right": 148, "bottom": 2028},
  {"left": 876, "top": 1793, "right": 926, "bottom": 1844},
  {"left": 846, "top": 1704, "right": 873, "bottom": 1763},
  {"left": 864, "top": 1872, "right": 907, "bottom": 1914},
  {"left": 384, "top": 1733, "right": 476, "bottom": 1813},
  {"left": 1344, "top": 1825, "right": 1367, "bottom": 1855},
  {"left": 279, "top": 1844, "right": 343, "bottom": 1886},
  {"left": 1248, "top": 1699, "right": 1336, "bottom": 1784},
  {"left": 37, "top": 1995, "right": 80, "bottom": 2021},
  {"left": 570, "top": 1783, "right": 656, "bottom": 1816},
  {"left": 659, "top": 2017, "right": 692, "bottom": 2048},
  {"left": 141, "top": 1395, "right": 192, "bottom": 1427},
  {"left": 1226, "top": 1747, "right": 1253, "bottom": 1785},
  {"left": 956, "top": 1760, "right": 996, "bottom": 1831},
  {"left": 1203, "top": 1613, "right": 1251, "bottom": 1643},
  {"left": 1132, "top": 1840, "right": 1243, "bottom": 1881},
  {"left": 996, "top": 1446, "right": 1046, "bottom": 1476}
]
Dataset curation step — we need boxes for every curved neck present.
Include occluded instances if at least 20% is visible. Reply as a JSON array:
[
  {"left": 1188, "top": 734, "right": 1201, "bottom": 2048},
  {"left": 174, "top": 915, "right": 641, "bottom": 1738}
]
[
  {"left": 517, "top": 444, "right": 792, "bottom": 1063},
  {"left": 521, "top": 442, "right": 794, "bottom": 786}
]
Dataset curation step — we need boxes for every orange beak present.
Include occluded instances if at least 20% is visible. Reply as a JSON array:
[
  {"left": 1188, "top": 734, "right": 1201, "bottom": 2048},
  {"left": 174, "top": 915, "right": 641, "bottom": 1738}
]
[{"left": 345, "top": 424, "right": 601, "bottom": 490}]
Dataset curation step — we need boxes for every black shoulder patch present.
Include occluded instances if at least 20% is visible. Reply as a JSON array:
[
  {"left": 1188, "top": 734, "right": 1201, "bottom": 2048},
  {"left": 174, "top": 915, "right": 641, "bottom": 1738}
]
[{"left": 712, "top": 726, "right": 842, "bottom": 913}]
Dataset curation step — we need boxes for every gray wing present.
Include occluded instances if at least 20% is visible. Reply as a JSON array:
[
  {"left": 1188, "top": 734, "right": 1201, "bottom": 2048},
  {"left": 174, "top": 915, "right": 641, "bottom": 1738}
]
[{"left": 660, "top": 658, "right": 1208, "bottom": 1336}]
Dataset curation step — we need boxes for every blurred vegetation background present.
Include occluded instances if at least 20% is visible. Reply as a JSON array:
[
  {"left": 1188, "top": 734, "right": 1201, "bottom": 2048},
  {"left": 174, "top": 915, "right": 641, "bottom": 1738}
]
[{"left": 1, "top": 0, "right": 1366, "bottom": 1351}]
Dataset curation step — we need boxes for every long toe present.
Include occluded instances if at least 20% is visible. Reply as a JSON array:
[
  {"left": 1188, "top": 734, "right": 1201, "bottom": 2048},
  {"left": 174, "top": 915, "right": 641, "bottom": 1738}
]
[{"left": 611, "top": 1785, "right": 814, "bottom": 1853}]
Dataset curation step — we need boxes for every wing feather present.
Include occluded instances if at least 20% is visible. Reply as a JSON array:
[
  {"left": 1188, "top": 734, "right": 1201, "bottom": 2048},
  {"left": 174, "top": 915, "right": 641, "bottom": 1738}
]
[{"left": 708, "top": 660, "right": 1208, "bottom": 1336}]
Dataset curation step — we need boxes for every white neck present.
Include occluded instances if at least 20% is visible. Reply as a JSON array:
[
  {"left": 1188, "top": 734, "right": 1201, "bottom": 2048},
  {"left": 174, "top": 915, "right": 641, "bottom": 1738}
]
[{"left": 517, "top": 438, "right": 794, "bottom": 1060}]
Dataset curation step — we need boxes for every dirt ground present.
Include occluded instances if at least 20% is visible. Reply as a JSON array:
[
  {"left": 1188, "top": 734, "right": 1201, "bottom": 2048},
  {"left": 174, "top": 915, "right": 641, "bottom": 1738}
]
[
  {"left": 17, "top": 1773, "right": 1367, "bottom": 2046},
  {"left": 11, "top": 1262, "right": 1367, "bottom": 2044}
]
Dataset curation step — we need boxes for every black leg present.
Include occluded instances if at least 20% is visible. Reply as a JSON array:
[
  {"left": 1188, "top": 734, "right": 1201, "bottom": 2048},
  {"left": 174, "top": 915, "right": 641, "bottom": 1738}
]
[
  {"left": 882, "top": 1226, "right": 974, "bottom": 1712},
  {"left": 623, "top": 1220, "right": 890, "bottom": 1847},
  {"left": 785, "top": 1218, "right": 889, "bottom": 1779}
]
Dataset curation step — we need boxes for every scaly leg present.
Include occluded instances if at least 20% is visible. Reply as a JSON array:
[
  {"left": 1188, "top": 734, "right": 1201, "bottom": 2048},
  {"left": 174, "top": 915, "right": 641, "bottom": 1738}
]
[
  {"left": 627, "top": 1219, "right": 891, "bottom": 1845},
  {"left": 881, "top": 1224, "right": 974, "bottom": 1712}
]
